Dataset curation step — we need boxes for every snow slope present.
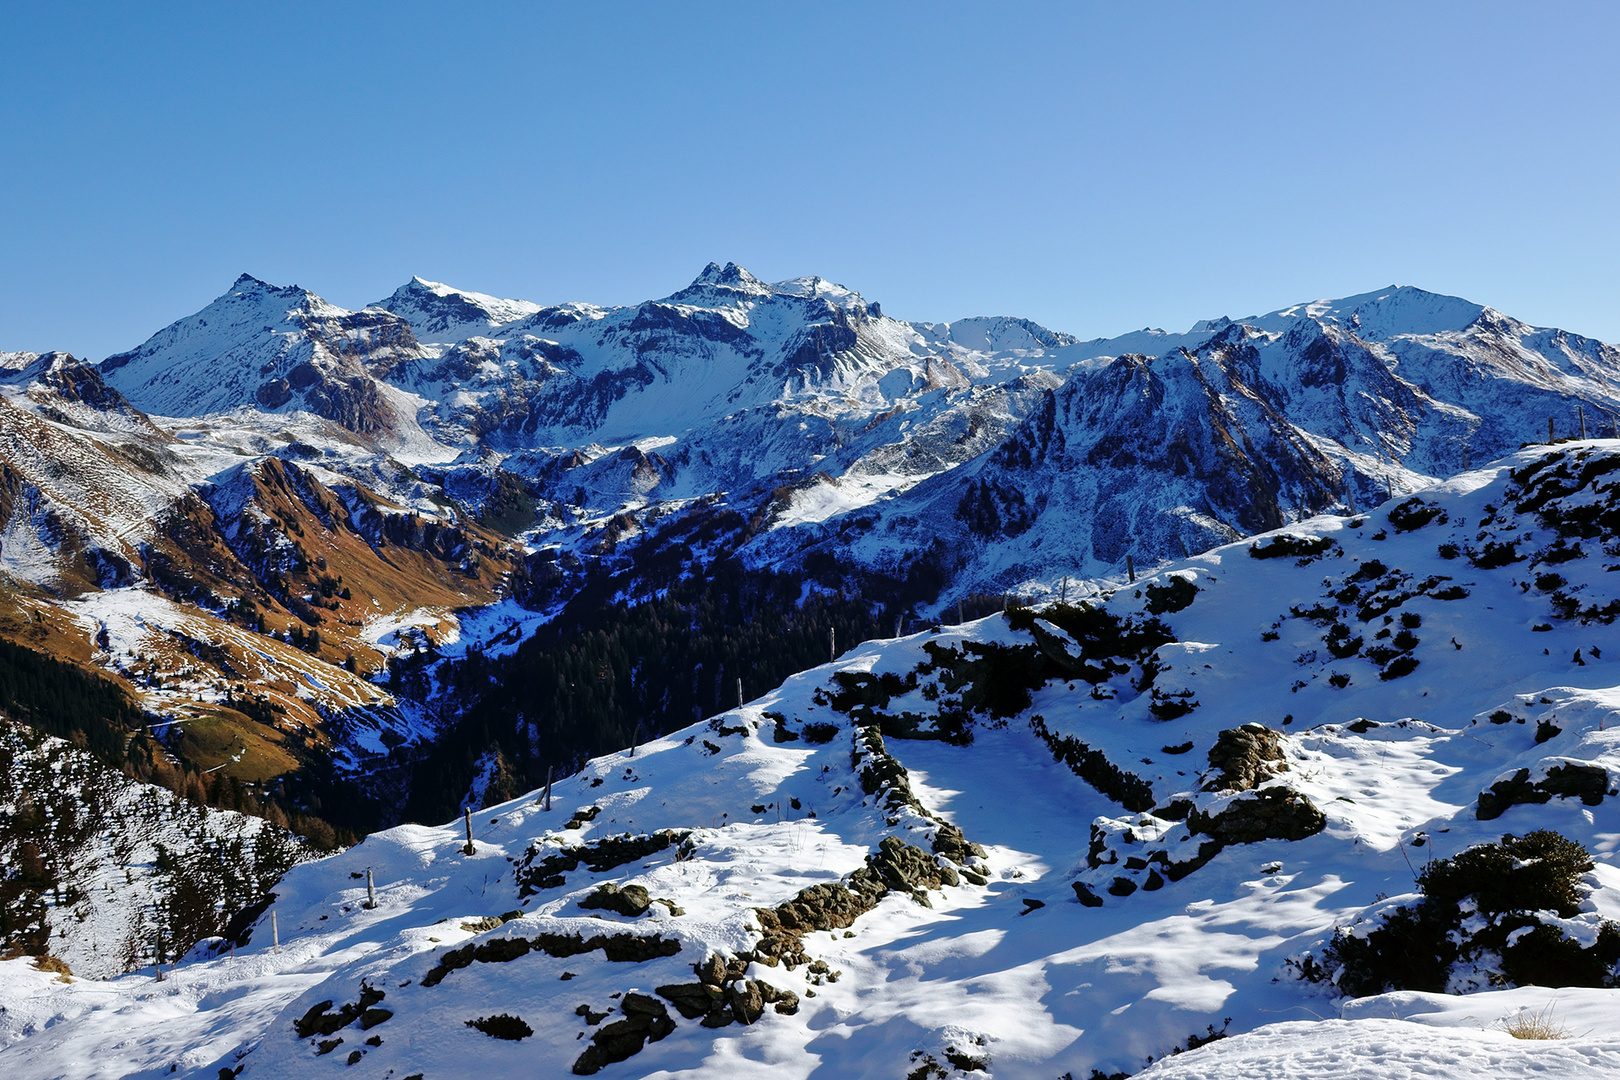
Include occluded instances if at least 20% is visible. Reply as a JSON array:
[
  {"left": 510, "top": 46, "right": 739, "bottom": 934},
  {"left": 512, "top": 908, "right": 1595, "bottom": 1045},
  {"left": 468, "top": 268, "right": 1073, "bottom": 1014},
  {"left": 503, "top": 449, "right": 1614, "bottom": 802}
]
[{"left": 3, "top": 441, "right": 1618, "bottom": 1079}]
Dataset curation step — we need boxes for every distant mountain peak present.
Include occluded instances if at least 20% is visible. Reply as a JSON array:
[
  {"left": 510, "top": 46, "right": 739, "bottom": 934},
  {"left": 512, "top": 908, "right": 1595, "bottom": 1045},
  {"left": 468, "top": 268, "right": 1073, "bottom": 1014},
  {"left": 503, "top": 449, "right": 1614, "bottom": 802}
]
[
  {"left": 690, "top": 261, "right": 768, "bottom": 292},
  {"left": 228, "top": 272, "right": 304, "bottom": 298}
]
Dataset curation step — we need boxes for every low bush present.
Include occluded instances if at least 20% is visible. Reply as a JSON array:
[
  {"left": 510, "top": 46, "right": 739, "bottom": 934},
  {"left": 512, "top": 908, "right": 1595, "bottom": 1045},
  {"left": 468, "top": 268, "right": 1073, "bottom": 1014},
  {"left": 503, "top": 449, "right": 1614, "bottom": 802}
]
[
  {"left": 466, "top": 1014, "right": 533, "bottom": 1040},
  {"left": 1250, "top": 535, "right": 1336, "bottom": 560},
  {"left": 1317, "top": 831, "right": 1620, "bottom": 997}
]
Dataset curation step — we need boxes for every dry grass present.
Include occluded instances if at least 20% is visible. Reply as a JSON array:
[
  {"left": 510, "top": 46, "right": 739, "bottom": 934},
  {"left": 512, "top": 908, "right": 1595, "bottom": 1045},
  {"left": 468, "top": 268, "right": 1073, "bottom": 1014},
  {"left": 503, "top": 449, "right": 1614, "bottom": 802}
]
[
  {"left": 32, "top": 955, "right": 72, "bottom": 981},
  {"left": 175, "top": 712, "right": 300, "bottom": 782},
  {"left": 1501, "top": 1001, "right": 1570, "bottom": 1040}
]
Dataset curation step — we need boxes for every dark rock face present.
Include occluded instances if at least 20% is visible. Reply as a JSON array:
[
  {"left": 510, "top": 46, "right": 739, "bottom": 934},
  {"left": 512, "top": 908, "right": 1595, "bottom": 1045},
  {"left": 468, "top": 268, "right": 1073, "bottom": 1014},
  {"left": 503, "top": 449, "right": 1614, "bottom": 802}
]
[
  {"left": 571, "top": 993, "right": 675, "bottom": 1074},
  {"left": 654, "top": 952, "right": 800, "bottom": 1032},
  {"left": 578, "top": 883, "right": 653, "bottom": 917},
  {"left": 1203, "top": 724, "right": 1287, "bottom": 793},
  {"left": 419, "top": 931, "right": 680, "bottom": 987},
  {"left": 1477, "top": 763, "right": 1610, "bottom": 820},
  {"left": 1189, "top": 786, "right": 1326, "bottom": 845}
]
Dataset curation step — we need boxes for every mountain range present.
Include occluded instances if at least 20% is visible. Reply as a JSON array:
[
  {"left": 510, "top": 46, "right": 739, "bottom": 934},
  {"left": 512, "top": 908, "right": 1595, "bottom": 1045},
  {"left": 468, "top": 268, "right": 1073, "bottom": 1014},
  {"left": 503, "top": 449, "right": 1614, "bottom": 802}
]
[{"left": 1, "top": 267, "right": 1619, "bottom": 1076}]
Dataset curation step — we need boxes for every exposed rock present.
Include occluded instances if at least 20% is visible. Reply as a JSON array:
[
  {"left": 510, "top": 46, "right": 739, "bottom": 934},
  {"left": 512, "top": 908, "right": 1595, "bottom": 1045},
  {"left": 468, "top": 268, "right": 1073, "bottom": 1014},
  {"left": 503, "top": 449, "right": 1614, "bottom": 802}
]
[
  {"left": 571, "top": 994, "right": 675, "bottom": 1074},
  {"left": 1203, "top": 724, "right": 1287, "bottom": 793},
  {"left": 579, "top": 883, "right": 652, "bottom": 917},
  {"left": 1072, "top": 882, "right": 1104, "bottom": 907},
  {"left": 563, "top": 806, "right": 602, "bottom": 831},
  {"left": 1188, "top": 786, "right": 1326, "bottom": 844},
  {"left": 516, "top": 828, "right": 688, "bottom": 896},
  {"left": 931, "top": 823, "right": 987, "bottom": 864},
  {"left": 421, "top": 932, "right": 679, "bottom": 987},
  {"left": 654, "top": 953, "right": 796, "bottom": 1029},
  {"left": 293, "top": 982, "right": 387, "bottom": 1038}
]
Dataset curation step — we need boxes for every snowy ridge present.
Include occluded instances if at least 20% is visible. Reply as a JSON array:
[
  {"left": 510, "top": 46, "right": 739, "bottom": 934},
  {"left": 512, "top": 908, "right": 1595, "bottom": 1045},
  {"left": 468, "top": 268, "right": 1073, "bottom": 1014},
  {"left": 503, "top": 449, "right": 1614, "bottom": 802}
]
[
  {"left": 67, "top": 269, "right": 1620, "bottom": 606},
  {"left": 2, "top": 442, "right": 1617, "bottom": 1078}
]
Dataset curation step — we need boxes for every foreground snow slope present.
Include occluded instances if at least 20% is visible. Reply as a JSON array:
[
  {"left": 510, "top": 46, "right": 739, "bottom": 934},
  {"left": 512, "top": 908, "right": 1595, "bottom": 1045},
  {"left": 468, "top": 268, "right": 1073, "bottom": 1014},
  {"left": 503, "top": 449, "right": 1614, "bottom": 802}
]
[{"left": 2, "top": 442, "right": 1619, "bottom": 1079}]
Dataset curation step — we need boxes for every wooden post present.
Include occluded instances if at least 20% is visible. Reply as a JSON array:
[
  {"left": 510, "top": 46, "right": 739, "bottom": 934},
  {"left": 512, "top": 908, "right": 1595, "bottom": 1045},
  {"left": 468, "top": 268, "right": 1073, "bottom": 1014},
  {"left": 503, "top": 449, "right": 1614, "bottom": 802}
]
[
  {"left": 272, "top": 910, "right": 280, "bottom": 954},
  {"left": 957, "top": 599, "right": 964, "bottom": 625},
  {"left": 462, "top": 807, "right": 475, "bottom": 856},
  {"left": 542, "top": 766, "right": 553, "bottom": 811},
  {"left": 1549, "top": 417, "right": 1556, "bottom": 443},
  {"left": 1126, "top": 554, "right": 1136, "bottom": 583},
  {"left": 829, "top": 627, "right": 835, "bottom": 660},
  {"left": 631, "top": 720, "right": 642, "bottom": 756},
  {"left": 736, "top": 677, "right": 744, "bottom": 711},
  {"left": 365, "top": 868, "right": 376, "bottom": 910},
  {"left": 1060, "top": 576, "right": 1068, "bottom": 603},
  {"left": 1579, "top": 405, "right": 1587, "bottom": 440},
  {"left": 155, "top": 934, "right": 165, "bottom": 981},
  {"left": 895, "top": 615, "right": 904, "bottom": 637}
]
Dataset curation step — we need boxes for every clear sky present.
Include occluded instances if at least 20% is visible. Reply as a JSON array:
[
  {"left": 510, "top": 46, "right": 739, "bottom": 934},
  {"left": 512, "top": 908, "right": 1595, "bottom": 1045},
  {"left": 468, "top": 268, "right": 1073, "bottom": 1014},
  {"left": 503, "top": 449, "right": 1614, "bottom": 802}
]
[{"left": 3, "top": 2, "right": 1618, "bottom": 360}]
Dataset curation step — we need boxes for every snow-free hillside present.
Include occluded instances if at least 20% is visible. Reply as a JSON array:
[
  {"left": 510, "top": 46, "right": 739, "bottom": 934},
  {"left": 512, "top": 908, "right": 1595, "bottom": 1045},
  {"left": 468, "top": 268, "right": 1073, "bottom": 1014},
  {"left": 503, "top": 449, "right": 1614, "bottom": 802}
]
[
  {"left": 0, "top": 349, "right": 528, "bottom": 794},
  {"left": 3, "top": 441, "right": 1617, "bottom": 1079}
]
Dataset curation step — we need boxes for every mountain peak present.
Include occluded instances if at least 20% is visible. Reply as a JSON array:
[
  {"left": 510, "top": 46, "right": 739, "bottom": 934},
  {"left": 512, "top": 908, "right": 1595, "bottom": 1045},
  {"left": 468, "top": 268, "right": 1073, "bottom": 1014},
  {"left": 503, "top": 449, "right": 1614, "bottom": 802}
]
[
  {"left": 373, "top": 277, "right": 542, "bottom": 344},
  {"left": 690, "top": 261, "right": 767, "bottom": 292},
  {"left": 229, "top": 272, "right": 294, "bottom": 296}
]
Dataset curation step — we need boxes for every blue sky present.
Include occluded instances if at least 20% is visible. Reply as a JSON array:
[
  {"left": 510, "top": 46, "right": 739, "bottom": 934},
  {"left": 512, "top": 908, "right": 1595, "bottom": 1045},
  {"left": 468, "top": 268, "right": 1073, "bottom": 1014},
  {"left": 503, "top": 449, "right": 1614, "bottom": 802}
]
[{"left": 3, "top": 2, "right": 1617, "bottom": 359}]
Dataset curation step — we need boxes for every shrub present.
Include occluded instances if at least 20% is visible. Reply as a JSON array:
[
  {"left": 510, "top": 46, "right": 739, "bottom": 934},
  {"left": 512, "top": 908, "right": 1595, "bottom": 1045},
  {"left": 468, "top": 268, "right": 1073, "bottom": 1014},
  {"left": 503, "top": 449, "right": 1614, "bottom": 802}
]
[
  {"left": 466, "top": 1014, "right": 533, "bottom": 1040},
  {"left": 1379, "top": 655, "right": 1419, "bottom": 680},
  {"left": 1471, "top": 541, "right": 1525, "bottom": 568},
  {"left": 1418, "top": 830, "right": 1591, "bottom": 917},
  {"left": 1327, "top": 901, "right": 1457, "bottom": 996},
  {"left": 1501, "top": 1001, "right": 1571, "bottom": 1041},
  {"left": 1318, "top": 831, "right": 1618, "bottom": 997},
  {"left": 1144, "top": 577, "right": 1197, "bottom": 615},
  {"left": 1388, "top": 499, "right": 1446, "bottom": 532},
  {"left": 1250, "top": 535, "right": 1336, "bottom": 560},
  {"left": 800, "top": 722, "right": 839, "bottom": 744}
]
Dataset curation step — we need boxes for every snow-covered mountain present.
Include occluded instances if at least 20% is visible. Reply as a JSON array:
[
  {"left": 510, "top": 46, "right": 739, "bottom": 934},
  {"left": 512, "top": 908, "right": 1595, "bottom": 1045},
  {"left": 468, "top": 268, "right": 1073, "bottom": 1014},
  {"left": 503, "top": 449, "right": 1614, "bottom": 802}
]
[
  {"left": 753, "top": 284, "right": 1620, "bottom": 596},
  {"left": 2, "top": 439, "right": 1616, "bottom": 1078},
  {"left": 82, "top": 269, "right": 1620, "bottom": 603},
  {"left": 101, "top": 275, "right": 431, "bottom": 443},
  {"left": 374, "top": 277, "right": 543, "bottom": 345}
]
